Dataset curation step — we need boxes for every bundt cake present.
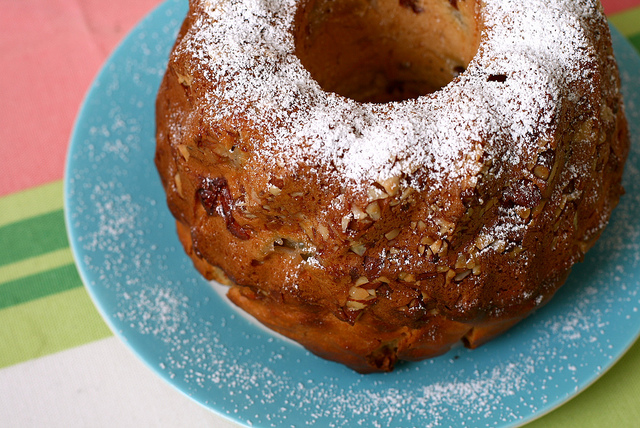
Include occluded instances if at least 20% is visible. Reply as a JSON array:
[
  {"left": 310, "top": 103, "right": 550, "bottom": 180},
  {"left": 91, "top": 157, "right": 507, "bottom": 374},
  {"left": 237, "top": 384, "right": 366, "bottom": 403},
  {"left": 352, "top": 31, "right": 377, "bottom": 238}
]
[{"left": 155, "top": 0, "right": 630, "bottom": 373}]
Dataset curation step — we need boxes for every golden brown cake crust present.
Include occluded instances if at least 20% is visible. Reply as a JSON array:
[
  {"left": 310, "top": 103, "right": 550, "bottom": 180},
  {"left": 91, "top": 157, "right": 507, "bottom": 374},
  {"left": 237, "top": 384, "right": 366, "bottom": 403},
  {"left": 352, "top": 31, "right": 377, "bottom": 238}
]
[{"left": 155, "top": 0, "right": 630, "bottom": 372}]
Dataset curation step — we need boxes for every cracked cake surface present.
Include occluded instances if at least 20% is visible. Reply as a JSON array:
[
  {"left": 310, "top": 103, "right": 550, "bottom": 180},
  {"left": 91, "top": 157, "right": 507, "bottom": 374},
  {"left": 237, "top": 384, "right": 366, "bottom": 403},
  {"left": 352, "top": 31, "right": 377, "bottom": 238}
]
[{"left": 155, "top": 0, "right": 629, "bottom": 372}]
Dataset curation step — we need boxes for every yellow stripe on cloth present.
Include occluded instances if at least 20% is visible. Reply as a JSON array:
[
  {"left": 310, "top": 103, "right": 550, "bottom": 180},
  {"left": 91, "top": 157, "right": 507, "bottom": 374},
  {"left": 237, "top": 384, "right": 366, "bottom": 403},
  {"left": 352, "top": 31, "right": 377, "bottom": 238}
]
[
  {"left": 0, "top": 248, "right": 74, "bottom": 285},
  {"left": 0, "top": 287, "right": 112, "bottom": 369},
  {"left": 0, "top": 180, "right": 64, "bottom": 228},
  {"left": 610, "top": 7, "right": 640, "bottom": 38}
]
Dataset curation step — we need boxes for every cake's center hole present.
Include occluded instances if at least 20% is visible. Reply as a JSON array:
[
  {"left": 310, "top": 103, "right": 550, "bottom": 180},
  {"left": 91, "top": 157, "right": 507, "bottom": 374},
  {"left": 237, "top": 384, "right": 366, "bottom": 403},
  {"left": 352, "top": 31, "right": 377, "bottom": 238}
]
[{"left": 294, "top": 0, "right": 481, "bottom": 103}]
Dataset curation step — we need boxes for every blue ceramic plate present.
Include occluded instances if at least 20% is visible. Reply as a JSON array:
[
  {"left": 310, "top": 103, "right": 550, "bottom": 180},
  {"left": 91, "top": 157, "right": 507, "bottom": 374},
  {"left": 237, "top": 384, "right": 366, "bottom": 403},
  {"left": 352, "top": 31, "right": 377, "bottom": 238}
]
[{"left": 64, "top": 1, "right": 640, "bottom": 426}]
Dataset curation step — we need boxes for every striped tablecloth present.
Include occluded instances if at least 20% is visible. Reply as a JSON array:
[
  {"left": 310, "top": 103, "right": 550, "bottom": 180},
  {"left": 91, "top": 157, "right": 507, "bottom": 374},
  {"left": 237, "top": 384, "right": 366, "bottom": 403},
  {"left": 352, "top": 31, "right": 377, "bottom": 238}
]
[{"left": 1, "top": 1, "right": 639, "bottom": 426}]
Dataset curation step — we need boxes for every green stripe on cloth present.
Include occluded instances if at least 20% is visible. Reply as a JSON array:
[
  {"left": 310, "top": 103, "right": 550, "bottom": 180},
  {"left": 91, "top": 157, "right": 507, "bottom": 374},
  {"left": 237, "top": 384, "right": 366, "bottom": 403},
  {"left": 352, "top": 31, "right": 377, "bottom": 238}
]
[
  {"left": 630, "top": 33, "right": 640, "bottom": 53},
  {"left": 0, "top": 247, "right": 74, "bottom": 285},
  {"left": 0, "top": 210, "right": 68, "bottom": 267},
  {"left": 0, "top": 287, "right": 112, "bottom": 369},
  {"left": 610, "top": 7, "right": 640, "bottom": 38},
  {"left": 0, "top": 180, "right": 64, "bottom": 228},
  {"left": 0, "top": 263, "right": 83, "bottom": 310}
]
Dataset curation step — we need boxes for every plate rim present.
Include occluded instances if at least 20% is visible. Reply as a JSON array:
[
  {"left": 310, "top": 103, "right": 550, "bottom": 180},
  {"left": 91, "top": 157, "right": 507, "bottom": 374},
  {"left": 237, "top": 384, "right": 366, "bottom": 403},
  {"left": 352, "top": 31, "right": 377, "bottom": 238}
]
[{"left": 63, "top": 1, "right": 640, "bottom": 426}]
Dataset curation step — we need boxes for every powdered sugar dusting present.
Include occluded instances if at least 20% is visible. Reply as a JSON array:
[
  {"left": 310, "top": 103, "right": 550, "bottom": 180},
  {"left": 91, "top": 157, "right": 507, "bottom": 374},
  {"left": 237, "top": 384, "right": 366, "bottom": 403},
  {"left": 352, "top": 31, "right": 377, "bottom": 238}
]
[{"left": 175, "top": 0, "right": 600, "bottom": 191}]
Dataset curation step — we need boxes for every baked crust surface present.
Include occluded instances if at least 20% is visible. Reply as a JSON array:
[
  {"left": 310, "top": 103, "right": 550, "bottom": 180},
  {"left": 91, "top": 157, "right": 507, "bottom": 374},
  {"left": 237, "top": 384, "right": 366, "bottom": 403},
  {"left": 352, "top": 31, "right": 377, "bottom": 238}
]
[{"left": 156, "top": 0, "right": 630, "bottom": 372}]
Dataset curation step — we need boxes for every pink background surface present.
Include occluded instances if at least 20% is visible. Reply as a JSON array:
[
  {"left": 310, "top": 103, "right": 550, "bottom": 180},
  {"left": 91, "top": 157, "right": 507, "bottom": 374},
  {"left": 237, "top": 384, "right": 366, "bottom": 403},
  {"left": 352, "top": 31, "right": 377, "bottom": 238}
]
[
  {"left": 605, "top": 0, "right": 640, "bottom": 14},
  {"left": 0, "top": 0, "right": 159, "bottom": 197},
  {"left": 0, "top": 0, "right": 635, "bottom": 197}
]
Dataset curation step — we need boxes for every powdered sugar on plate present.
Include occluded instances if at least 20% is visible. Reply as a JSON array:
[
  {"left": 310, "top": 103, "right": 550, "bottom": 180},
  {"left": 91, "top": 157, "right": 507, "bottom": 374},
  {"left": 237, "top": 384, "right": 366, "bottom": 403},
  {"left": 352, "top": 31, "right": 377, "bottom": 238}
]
[{"left": 64, "top": 1, "right": 640, "bottom": 427}]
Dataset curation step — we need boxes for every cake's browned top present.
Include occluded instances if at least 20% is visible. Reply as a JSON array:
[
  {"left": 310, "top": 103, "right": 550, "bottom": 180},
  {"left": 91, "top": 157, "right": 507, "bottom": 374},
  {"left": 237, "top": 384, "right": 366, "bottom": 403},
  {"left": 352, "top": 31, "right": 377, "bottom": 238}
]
[{"left": 171, "top": 0, "right": 608, "bottom": 197}]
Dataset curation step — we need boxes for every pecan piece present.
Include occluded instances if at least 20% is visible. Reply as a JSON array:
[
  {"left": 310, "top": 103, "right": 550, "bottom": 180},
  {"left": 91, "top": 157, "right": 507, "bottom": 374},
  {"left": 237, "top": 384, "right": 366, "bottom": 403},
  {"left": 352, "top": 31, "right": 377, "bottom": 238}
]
[
  {"left": 399, "top": 0, "right": 424, "bottom": 14},
  {"left": 197, "top": 177, "right": 251, "bottom": 240}
]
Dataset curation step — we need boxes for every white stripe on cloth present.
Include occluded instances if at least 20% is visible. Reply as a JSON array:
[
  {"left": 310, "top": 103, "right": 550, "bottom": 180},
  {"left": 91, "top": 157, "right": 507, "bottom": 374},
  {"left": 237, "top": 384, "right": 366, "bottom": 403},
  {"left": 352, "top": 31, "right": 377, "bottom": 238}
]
[{"left": 0, "top": 337, "right": 240, "bottom": 427}]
